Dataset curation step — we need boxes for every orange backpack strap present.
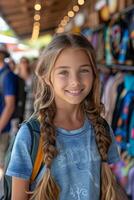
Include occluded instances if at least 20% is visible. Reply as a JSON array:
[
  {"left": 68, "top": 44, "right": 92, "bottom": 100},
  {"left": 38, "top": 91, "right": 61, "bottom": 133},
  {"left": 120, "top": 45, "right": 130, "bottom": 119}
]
[{"left": 30, "top": 136, "right": 44, "bottom": 183}]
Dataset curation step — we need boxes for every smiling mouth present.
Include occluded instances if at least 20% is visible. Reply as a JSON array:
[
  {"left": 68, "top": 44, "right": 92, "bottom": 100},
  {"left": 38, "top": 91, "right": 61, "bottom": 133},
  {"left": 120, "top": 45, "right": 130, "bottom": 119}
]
[{"left": 65, "top": 89, "right": 84, "bottom": 96}]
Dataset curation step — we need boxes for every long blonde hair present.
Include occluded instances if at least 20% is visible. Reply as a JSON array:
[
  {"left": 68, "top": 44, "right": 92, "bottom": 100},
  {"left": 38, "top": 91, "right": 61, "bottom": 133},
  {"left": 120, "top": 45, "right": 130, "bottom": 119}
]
[{"left": 31, "top": 33, "right": 117, "bottom": 200}]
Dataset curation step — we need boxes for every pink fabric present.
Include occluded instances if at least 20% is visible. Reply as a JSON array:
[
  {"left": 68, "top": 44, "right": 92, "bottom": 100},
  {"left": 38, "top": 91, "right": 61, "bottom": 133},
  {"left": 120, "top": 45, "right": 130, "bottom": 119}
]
[{"left": 131, "top": 129, "right": 134, "bottom": 139}]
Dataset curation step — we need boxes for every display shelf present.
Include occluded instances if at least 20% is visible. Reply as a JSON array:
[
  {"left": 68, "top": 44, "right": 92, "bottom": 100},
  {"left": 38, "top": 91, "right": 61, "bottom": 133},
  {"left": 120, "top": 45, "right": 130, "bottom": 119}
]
[
  {"left": 93, "top": 4, "right": 134, "bottom": 32},
  {"left": 98, "top": 63, "right": 134, "bottom": 71}
]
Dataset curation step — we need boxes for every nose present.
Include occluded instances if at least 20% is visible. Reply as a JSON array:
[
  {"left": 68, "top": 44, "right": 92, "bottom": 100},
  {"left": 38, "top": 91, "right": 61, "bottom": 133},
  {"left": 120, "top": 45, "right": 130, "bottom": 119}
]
[{"left": 70, "top": 73, "right": 80, "bottom": 87}]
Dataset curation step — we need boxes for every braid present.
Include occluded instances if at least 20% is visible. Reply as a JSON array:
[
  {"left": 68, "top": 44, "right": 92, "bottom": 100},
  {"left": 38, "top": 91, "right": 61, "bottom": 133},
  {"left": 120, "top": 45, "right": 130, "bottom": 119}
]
[
  {"left": 31, "top": 104, "right": 60, "bottom": 200},
  {"left": 87, "top": 112, "right": 122, "bottom": 200},
  {"left": 40, "top": 106, "right": 58, "bottom": 167},
  {"left": 91, "top": 115, "right": 111, "bottom": 161}
]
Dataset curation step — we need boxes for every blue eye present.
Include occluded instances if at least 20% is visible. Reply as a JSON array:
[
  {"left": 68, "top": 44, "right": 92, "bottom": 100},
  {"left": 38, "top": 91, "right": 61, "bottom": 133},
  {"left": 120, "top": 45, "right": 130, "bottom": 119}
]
[{"left": 59, "top": 70, "right": 68, "bottom": 75}]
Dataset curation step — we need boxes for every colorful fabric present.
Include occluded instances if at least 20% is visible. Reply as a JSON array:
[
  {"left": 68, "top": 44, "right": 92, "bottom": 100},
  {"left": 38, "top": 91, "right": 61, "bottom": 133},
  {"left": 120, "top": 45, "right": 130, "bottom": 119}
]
[
  {"left": 127, "top": 110, "right": 134, "bottom": 156},
  {"left": 112, "top": 84, "right": 125, "bottom": 131},
  {"left": 115, "top": 91, "right": 134, "bottom": 150},
  {"left": 105, "top": 26, "right": 113, "bottom": 65}
]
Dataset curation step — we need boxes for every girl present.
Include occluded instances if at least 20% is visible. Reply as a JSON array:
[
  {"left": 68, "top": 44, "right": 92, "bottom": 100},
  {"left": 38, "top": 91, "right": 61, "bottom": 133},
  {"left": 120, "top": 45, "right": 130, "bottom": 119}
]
[{"left": 6, "top": 33, "right": 120, "bottom": 200}]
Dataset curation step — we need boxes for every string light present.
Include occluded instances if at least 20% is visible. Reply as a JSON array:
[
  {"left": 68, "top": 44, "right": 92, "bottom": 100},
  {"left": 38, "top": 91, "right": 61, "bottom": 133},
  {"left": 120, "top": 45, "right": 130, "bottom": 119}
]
[
  {"left": 31, "top": 1, "right": 41, "bottom": 40},
  {"left": 73, "top": 5, "right": 79, "bottom": 12},
  {"left": 34, "top": 21, "right": 40, "bottom": 27},
  {"left": 34, "top": 3, "right": 41, "bottom": 11},
  {"left": 68, "top": 11, "right": 74, "bottom": 18},
  {"left": 64, "top": 16, "right": 69, "bottom": 22},
  {"left": 31, "top": 21, "right": 40, "bottom": 40},
  {"left": 34, "top": 14, "right": 41, "bottom": 21},
  {"left": 31, "top": 27, "right": 39, "bottom": 40},
  {"left": 61, "top": 20, "right": 67, "bottom": 26},
  {"left": 78, "top": 0, "right": 85, "bottom": 6},
  {"left": 56, "top": 1, "right": 85, "bottom": 33}
]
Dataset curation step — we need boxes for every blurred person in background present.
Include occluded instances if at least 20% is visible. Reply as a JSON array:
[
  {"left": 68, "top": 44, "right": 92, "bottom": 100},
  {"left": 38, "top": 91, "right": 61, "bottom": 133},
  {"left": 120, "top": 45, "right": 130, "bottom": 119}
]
[
  {"left": 0, "top": 49, "right": 17, "bottom": 178},
  {"left": 19, "top": 57, "right": 34, "bottom": 120},
  {"left": 8, "top": 58, "right": 26, "bottom": 135}
]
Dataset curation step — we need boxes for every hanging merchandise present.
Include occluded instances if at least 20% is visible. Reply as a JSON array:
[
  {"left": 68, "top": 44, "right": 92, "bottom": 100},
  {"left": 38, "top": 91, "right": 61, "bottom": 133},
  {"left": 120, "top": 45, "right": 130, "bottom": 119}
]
[
  {"left": 112, "top": 153, "right": 134, "bottom": 196},
  {"left": 91, "top": 32, "right": 98, "bottom": 49},
  {"left": 95, "top": 31, "right": 105, "bottom": 62},
  {"left": 101, "top": 71, "right": 134, "bottom": 198},
  {"left": 99, "top": 5, "right": 110, "bottom": 22},
  {"left": 108, "top": 0, "right": 118, "bottom": 14},
  {"left": 110, "top": 16, "right": 129, "bottom": 64},
  {"left": 104, "top": 26, "right": 113, "bottom": 65},
  {"left": 127, "top": 165, "right": 134, "bottom": 200},
  {"left": 114, "top": 74, "right": 134, "bottom": 152},
  {"left": 110, "top": 20, "right": 121, "bottom": 60},
  {"left": 95, "top": 0, "right": 110, "bottom": 22},
  {"left": 128, "top": 112, "right": 134, "bottom": 156},
  {"left": 118, "top": 28, "right": 129, "bottom": 64},
  {"left": 115, "top": 90, "right": 134, "bottom": 150},
  {"left": 128, "top": 12, "right": 134, "bottom": 63},
  {"left": 102, "top": 72, "right": 124, "bottom": 124}
]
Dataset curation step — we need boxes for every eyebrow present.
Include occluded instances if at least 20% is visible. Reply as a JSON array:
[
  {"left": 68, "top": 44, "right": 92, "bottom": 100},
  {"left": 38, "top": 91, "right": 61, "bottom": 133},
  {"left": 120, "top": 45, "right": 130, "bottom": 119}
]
[{"left": 55, "top": 64, "right": 91, "bottom": 69}]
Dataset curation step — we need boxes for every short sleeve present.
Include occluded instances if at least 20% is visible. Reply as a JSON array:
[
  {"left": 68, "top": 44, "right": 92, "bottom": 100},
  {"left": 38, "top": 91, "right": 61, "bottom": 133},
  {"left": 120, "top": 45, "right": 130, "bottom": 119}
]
[
  {"left": 6, "top": 124, "right": 33, "bottom": 180},
  {"left": 4, "top": 72, "right": 17, "bottom": 96},
  {"left": 107, "top": 127, "right": 120, "bottom": 164}
]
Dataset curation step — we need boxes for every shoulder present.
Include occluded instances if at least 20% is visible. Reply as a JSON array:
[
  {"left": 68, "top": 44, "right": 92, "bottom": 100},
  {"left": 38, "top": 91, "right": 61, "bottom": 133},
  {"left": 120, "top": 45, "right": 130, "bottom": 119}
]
[
  {"left": 25, "top": 117, "right": 40, "bottom": 132},
  {"left": 20, "top": 116, "right": 40, "bottom": 132},
  {"left": 3, "top": 67, "right": 17, "bottom": 87},
  {"left": 15, "top": 117, "right": 40, "bottom": 145},
  {"left": 3, "top": 72, "right": 17, "bottom": 94},
  {"left": 6, "top": 123, "right": 34, "bottom": 179},
  {"left": 15, "top": 123, "right": 32, "bottom": 146},
  {"left": 4, "top": 70, "right": 17, "bottom": 82},
  {"left": 13, "top": 120, "right": 39, "bottom": 156}
]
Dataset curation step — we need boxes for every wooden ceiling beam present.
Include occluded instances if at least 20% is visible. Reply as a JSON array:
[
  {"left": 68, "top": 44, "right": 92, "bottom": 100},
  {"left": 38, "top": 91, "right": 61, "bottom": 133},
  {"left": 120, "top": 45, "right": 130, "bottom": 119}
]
[
  {"left": 0, "top": 0, "right": 80, "bottom": 39},
  {"left": 0, "top": 1, "right": 68, "bottom": 16}
]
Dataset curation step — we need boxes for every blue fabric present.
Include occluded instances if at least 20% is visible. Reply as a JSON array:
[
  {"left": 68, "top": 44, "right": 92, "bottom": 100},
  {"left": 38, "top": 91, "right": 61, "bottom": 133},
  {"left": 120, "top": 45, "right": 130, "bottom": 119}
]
[
  {"left": 0, "top": 64, "right": 17, "bottom": 132},
  {"left": 118, "top": 29, "right": 129, "bottom": 64},
  {"left": 124, "top": 74, "right": 134, "bottom": 92},
  {"left": 127, "top": 110, "right": 134, "bottom": 156},
  {"left": 6, "top": 119, "right": 120, "bottom": 200}
]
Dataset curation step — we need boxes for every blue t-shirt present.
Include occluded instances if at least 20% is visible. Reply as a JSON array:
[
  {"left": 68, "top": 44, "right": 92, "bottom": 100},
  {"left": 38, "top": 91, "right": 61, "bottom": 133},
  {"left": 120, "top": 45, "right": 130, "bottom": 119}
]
[
  {"left": 6, "top": 118, "right": 120, "bottom": 200},
  {"left": 0, "top": 64, "right": 17, "bottom": 132}
]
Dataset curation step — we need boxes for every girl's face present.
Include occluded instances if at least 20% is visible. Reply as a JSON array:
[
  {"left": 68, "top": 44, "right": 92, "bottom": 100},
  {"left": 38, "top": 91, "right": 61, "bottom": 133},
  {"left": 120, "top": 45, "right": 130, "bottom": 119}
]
[{"left": 50, "top": 48, "right": 94, "bottom": 107}]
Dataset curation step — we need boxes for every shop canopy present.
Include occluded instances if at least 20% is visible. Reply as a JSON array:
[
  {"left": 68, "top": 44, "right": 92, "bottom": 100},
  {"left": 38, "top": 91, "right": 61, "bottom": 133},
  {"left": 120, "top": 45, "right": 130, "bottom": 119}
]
[{"left": 0, "top": 0, "right": 90, "bottom": 39}]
